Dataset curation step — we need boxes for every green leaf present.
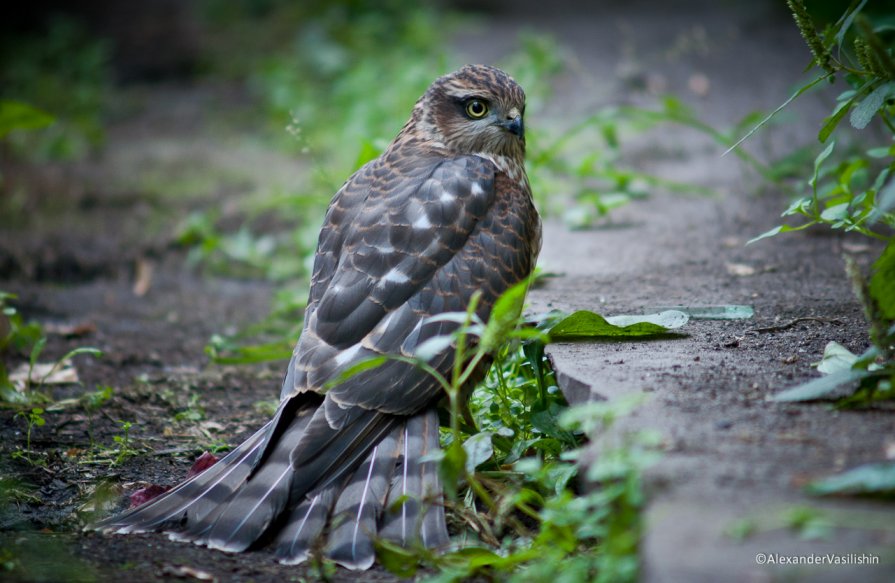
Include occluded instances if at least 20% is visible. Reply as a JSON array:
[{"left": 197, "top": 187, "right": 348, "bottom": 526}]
[
  {"left": 547, "top": 310, "right": 686, "bottom": 341},
  {"left": 814, "top": 341, "right": 858, "bottom": 375},
  {"left": 324, "top": 355, "right": 388, "bottom": 389},
  {"left": 770, "top": 368, "right": 871, "bottom": 402},
  {"left": 807, "top": 462, "right": 895, "bottom": 497},
  {"left": 810, "top": 141, "right": 836, "bottom": 193},
  {"left": 0, "top": 100, "right": 55, "bottom": 138},
  {"left": 375, "top": 539, "right": 420, "bottom": 578},
  {"left": 747, "top": 225, "right": 784, "bottom": 244},
  {"left": 462, "top": 432, "right": 494, "bottom": 473},
  {"left": 413, "top": 334, "right": 454, "bottom": 361},
  {"left": 819, "top": 202, "right": 849, "bottom": 222},
  {"left": 747, "top": 221, "right": 817, "bottom": 245},
  {"left": 869, "top": 241, "right": 895, "bottom": 320},
  {"left": 849, "top": 81, "right": 895, "bottom": 130},
  {"left": 439, "top": 440, "right": 467, "bottom": 500},
  {"left": 818, "top": 95, "right": 856, "bottom": 142},
  {"left": 29, "top": 337, "right": 47, "bottom": 371},
  {"left": 481, "top": 280, "right": 529, "bottom": 351},
  {"left": 833, "top": 0, "right": 868, "bottom": 47}
]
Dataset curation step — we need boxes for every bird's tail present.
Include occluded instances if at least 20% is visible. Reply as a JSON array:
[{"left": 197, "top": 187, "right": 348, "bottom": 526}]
[
  {"left": 95, "top": 406, "right": 449, "bottom": 570},
  {"left": 275, "top": 407, "right": 449, "bottom": 569}
]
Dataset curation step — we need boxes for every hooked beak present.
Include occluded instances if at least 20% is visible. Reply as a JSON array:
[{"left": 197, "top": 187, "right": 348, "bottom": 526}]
[{"left": 500, "top": 107, "right": 524, "bottom": 138}]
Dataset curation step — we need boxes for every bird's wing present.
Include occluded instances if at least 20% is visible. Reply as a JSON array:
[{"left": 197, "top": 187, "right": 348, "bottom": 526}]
[{"left": 285, "top": 153, "right": 501, "bottom": 410}]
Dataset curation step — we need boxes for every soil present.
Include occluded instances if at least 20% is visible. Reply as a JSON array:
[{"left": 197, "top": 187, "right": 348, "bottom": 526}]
[{"left": 2, "top": 1, "right": 893, "bottom": 582}]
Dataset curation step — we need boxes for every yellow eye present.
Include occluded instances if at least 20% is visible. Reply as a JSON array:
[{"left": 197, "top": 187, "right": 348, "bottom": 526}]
[{"left": 465, "top": 100, "right": 488, "bottom": 119}]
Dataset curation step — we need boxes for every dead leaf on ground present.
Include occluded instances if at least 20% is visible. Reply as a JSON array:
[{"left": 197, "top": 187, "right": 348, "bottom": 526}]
[
  {"left": 9, "top": 361, "right": 79, "bottom": 390},
  {"left": 44, "top": 321, "right": 97, "bottom": 338},
  {"left": 726, "top": 263, "right": 756, "bottom": 276},
  {"left": 160, "top": 565, "right": 217, "bottom": 582},
  {"left": 133, "top": 257, "right": 154, "bottom": 297},
  {"left": 843, "top": 242, "right": 870, "bottom": 253}
]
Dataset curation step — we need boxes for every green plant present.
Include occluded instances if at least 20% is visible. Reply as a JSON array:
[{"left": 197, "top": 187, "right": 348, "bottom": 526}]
[
  {"left": 11, "top": 407, "right": 46, "bottom": 464},
  {"left": 81, "top": 385, "right": 114, "bottom": 447},
  {"left": 0, "top": 16, "right": 109, "bottom": 160},
  {"left": 0, "top": 292, "right": 43, "bottom": 403},
  {"left": 728, "top": 1, "right": 895, "bottom": 407},
  {"left": 112, "top": 420, "right": 140, "bottom": 466},
  {"left": 0, "top": 100, "right": 54, "bottom": 139}
]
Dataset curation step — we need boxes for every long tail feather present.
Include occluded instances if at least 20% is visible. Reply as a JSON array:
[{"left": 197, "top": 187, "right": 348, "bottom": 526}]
[
  {"left": 198, "top": 407, "right": 316, "bottom": 551},
  {"left": 325, "top": 432, "right": 400, "bottom": 570},
  {"left": 273, "top": 482, "right": 338, "bottom": 565},
  {"left": 379, "top": 409, "right": 449, "bottom": 549}
]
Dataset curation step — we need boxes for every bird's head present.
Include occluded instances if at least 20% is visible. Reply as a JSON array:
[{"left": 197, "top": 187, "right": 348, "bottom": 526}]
[{"left": 410, "top": 64, "right": 527, "bottom": 161}]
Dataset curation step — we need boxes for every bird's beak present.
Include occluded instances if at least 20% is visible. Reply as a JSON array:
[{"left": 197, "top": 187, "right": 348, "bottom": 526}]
[{"left": 501, "top": 108, "right": 524, "bottom": 138}]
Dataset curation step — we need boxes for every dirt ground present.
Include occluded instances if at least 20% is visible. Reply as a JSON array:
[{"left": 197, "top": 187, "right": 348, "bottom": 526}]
[{"left": 2, "top": 1, "right": 894, "bottom": 582}]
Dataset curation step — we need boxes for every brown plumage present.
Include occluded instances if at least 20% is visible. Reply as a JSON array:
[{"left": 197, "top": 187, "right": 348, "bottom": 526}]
[{"left": 95, "top": 64, "right": 541, "bottom": 570}]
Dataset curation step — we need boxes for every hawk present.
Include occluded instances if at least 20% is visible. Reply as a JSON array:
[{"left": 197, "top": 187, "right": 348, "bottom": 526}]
[{"left": 97, "top": 64, "right": 541, "bottom": 570}]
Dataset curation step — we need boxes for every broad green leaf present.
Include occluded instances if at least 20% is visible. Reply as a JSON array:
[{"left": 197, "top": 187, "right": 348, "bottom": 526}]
[
  {"left": 770, "top": 368, "right": 871, "bottom": 402},
  {"left": 548, "top": 310, "right": 685, "bottom": 341},
  {"left": 819, "top": 202, "right": 849, "bottom": 222},
  {"left": 814, "top": 341, "right": 858, "bottom": 375},
  {"left": 869, "top": 241, "right": 895, "bottom": 320},
  {"left": 818, "top": 95, "right": 855, "bottom": 142},
  {"left": 807, "top": 462, "right": 895, "bottom": 496},
  {"left": 849, "top": 81, "right": 895, "bottom": 130},
  {"left": 462, "top": 432, "right": 493, "bottom": 473},
  {"left": 481, "top": 280, "right": 529, "bottom": 351},
  {"left": 0, "top": 100, "right": 55, "bottom": 138}
]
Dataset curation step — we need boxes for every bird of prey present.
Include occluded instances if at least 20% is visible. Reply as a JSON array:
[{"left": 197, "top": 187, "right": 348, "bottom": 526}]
[{"left": 97, "top": 64, "right": 541, "bottom": 570}]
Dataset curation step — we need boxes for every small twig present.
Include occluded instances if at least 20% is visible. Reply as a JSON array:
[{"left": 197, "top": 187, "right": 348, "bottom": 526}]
[{"left": 745, "top": 317, "right": 843, "bottom": 335}]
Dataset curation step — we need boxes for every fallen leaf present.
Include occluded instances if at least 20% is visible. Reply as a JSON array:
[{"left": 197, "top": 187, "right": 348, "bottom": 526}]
[
  {"left": 842, "top": 242, "right": 870, "bottom": 253},
  {"left": 187, "top": 451, "right": 220, "bottom": 479},
  {"left": 44, "top": 321, "right": 97, "bottom": 337},
  {"left": 160, "top": 565, "right": 217, "bottom": 582},
  {"left": 129, "top": 484, "right": 172, "bottom": 508},
  {"left": 9, "top": 361, "right": 79, "bottom": 390},
  {"left": 133, "top": 257, "right": 154, "bottom": 297},
  {"left": 726, "top": 262, "right": 756, "bottom": 276}
]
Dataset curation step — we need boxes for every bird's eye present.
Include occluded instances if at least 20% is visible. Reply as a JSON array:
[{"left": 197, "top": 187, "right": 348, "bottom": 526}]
[{"left": 465, "top": 100, "right": 488, "bottom": 119}]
